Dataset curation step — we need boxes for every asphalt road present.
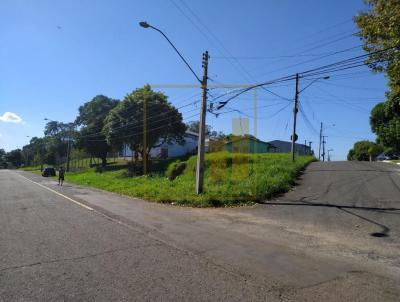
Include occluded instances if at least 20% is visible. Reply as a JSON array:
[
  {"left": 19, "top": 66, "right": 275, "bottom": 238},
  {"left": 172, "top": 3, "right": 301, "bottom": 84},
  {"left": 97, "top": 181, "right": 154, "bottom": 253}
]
[{"left": 1, "top": 161, "right": 399, "bottom": 301}]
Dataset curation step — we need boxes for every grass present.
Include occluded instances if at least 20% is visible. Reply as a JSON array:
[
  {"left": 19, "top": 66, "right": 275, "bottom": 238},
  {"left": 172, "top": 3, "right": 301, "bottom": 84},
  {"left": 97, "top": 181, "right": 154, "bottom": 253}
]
[
  {"left": 19, "top": 165, "right": 44, "bottom": 174},
  {"left": 61, "top": 152, "right": 315, "bottom": 207}
]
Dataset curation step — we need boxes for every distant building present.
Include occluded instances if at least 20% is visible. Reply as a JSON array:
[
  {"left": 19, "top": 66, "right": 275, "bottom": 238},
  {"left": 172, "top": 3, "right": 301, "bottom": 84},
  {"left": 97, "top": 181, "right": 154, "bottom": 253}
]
[
  {"left": 120, "top": 130, "right": 206, "bottom": 159},
  {"left": 223, "top": 136, "right": 273, "bottom": 153},
  {"left": 267, "top": 140, "right": 312, "bottom": 155}
]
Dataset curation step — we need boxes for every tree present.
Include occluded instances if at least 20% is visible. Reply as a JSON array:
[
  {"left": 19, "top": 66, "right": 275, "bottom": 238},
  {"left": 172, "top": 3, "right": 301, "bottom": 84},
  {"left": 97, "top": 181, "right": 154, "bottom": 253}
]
[
  {"left": 370, "top": 102, "right": 400, "bottom": 152},
  {"left": 0, "top": 149, "right": 6, "bottom": 168},
  {"left": 75, "top": 95, "right": 119, "bottom": 166},
  {"left": 5, "top": 149, "right": 23, "bottom": 167},
  {"left": 355, "top": 0, "right": 400, "bottom": 153},
  {"left": 43, "top": 121, "right": 77, "bottom": 166},
  {"left": 355, "top": 0, "right": 400, "bottom": 87},
  {"left": 103, "top": 85, "right": 186, "bottom": 165},
  {"left": 368, "top": 143, "right": 384, "bottom": 161},
  {"left": 347, "top": 140, "right": 383, "bottom": 161},
  {"left": 186, "top": 120, "right": 226, "bottom": 139},
  {"left": 186, "top": 121, "right": 212, "bottom": 135}
]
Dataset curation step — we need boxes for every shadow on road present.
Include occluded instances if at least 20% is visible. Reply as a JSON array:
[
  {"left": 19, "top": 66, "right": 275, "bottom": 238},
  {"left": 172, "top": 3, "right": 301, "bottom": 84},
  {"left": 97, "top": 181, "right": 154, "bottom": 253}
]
[{"left": 263, "top": 199, "right": 396, "bottom": 238}]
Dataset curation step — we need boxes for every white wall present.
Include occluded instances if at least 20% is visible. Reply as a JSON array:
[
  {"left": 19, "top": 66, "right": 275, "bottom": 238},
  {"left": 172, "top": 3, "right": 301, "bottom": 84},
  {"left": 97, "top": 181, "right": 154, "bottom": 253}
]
[{"left": 120, "top": 133, "right": 199, "bottom": 159}]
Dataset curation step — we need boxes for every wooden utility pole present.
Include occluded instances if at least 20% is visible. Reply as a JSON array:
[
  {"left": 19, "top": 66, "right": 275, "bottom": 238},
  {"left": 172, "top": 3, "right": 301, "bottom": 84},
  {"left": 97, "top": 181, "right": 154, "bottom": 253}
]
[
  {"left": 319, "top": 122, "right": 323, "bottom": 161},
  {"left": 195, "top": 51, "right": 209, "bottom": 194},
  {"left": 143, "top": 89, "right": 148, "bottom": 175},
  {"left": 322, "top": 135, "right": 327, "bottom": 162},
  {"left": 291, "top": 73, "right": 299, "bottom": 162}
]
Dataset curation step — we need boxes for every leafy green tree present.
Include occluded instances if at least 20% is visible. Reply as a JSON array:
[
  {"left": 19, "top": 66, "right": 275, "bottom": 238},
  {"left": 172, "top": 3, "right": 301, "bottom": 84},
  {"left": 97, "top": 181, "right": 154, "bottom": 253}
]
[
  {"left": 355, "top": 0, "right": 400, "bottom": 153},
  {"left": 347, "top": 149, "right": 356, "bottom": 161},
  {"left": 5, "top": 149, "right": 23, "bottom": 167},
  {"left": 0, "top": 148, "right": 6, "bottom": 168},
  {"left": 186, "top": 120, "right": 225, "bottom": 139},
  {"left": 75, "top": 95, "right": 119, "bottom": 166},
  {"left": 103, "top": 85, "right": 186, "bottom": 164},
  {"left": 370, "top": 102, "right": 400, "bottom": 152},
  {"left": 347, "top": 140, "right": 383, "bottom": 161},
  {"left": 43, "top": 121, "right": 77, "bottom": 166},
  {"left": 186, "top": 121, "right": 212, "bottom": 135},
  {"left": 355, "top": 0, "right": 400, "bottom": 86}
]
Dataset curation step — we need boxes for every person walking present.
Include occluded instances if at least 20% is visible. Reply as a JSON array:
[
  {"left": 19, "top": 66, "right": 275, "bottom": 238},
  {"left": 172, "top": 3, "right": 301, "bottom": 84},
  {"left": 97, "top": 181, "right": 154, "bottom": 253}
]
[{"left": 58, "top": 166, "right": 65, "bottom": 186}]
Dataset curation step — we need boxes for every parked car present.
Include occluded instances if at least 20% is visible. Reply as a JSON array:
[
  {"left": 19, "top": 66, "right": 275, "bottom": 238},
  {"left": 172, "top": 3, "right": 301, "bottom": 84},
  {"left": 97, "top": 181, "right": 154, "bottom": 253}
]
[{"left": 42, "top": 167, "right": 56, "bottom": 177}]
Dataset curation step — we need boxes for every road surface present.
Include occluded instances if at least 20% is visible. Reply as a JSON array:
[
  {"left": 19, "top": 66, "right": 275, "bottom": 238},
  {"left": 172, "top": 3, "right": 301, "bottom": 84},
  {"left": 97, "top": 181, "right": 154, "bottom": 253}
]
[{"left": 1, "top": 161, "right": 399, "bottom": 301}]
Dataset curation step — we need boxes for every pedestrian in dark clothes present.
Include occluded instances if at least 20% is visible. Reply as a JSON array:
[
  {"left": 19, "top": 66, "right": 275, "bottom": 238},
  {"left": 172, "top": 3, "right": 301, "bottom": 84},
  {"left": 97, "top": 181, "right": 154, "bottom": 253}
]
[{"left": 58, "top": 166, "right": 65, "bottom": 186}]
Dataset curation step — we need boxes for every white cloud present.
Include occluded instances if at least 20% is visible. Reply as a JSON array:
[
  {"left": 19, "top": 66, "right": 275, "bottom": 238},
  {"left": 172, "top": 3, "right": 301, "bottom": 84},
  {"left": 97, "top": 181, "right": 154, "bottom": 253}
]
[{"left": 0, "top": 112, "right": 23, "bottom": 123}]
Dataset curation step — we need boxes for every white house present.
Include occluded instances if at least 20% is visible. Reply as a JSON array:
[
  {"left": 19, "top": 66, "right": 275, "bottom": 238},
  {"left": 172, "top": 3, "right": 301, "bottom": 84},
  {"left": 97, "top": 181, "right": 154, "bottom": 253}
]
[{"left": 120, "top": 130, "right": 205, "bottom": 159}]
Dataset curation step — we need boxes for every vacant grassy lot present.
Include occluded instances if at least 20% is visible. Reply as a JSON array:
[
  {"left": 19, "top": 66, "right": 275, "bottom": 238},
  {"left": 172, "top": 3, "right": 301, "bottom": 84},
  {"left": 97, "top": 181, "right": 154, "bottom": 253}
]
[{"left": 61, "top": 152, "right": 315, "bottom": 207}]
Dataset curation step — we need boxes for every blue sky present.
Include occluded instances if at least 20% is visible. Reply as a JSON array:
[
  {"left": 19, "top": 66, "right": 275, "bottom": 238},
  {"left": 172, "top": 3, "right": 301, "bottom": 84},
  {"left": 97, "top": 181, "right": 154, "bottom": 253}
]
[{"left": 0, "top": 0, "right": 388, "bottom": 160}]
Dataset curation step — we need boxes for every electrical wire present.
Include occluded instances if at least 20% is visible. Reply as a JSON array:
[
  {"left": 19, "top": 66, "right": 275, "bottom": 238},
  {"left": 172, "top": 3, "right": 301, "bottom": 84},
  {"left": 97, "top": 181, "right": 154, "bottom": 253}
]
[
  {"left": 86, "top": 112, "right": 200, "bottom": 142},
  {"left": 79, "top": 101, "right": 200, "bottom": 139}
]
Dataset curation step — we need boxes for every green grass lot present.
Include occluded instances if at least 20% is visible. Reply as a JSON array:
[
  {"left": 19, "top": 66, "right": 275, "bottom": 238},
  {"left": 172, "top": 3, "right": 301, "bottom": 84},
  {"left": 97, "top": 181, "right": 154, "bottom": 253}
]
[{"left": 58, "top": 152, "right": 315, "bottom": 207}]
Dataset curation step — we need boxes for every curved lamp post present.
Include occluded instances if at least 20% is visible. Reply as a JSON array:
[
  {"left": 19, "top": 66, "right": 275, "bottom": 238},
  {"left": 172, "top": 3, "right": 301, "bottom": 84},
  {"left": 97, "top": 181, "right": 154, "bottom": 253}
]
[{"left": 139, "top": 21, "right": 208, "bottom": 194}]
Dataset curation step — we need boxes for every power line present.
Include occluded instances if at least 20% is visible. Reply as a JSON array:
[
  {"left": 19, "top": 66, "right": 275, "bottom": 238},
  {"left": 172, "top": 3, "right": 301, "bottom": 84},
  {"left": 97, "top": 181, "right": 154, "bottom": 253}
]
[
  {"left": 317, "top": 81, "right": 386, "bottom": 91},
  {"left": 211, "top": 46, "right": 397, "bottom": 112},
  {"left": 215, "top": 101, "right": 292, "bottom": 120},
  {"left": 255, "top": 45, "right": 362, "bottom": 78},
  {"left": 172, "top": 0, "right": 294, "bottom": 105},
  {"left": 87, "top": 112, "right": 200, "bottom": 142},
  {"left": 79, "top": 101, "right": 200, "bottom": 139},
  {"left": 298, "top": 103, "right": 319, "bottom": 136}
]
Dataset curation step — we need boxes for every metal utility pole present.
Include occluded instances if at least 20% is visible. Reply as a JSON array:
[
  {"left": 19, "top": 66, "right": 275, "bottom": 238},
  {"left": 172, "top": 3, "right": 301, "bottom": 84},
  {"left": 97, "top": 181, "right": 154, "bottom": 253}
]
[
  {"left": 322, "top": 135, "right": 327, "bottom": 162},
  {"left": 318, "top": 122, "right": 323, "bottom": 160},
  {"left": 291, "top": 73, "right": 299, "bottom": 162},
  {"left": 195, "top": 51, "right": 209, "bottom": 194}
]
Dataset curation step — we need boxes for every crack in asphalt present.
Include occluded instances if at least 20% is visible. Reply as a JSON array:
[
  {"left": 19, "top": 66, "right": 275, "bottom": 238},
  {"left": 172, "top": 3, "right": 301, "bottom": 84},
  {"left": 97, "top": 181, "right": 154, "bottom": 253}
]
[{"left": 0, "top": 243, "right": 162, "bottom": 273}]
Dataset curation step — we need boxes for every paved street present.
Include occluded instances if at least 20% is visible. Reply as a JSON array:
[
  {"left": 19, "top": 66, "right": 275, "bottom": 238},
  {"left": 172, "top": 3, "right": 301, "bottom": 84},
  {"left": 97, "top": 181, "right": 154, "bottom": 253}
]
[{"left": 1, "top": 161, "right": 400, "bottom": 301}]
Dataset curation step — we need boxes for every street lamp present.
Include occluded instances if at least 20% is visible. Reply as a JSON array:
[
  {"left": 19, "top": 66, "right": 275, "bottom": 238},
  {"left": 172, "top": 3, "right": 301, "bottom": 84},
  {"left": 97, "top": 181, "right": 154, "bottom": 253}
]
[
  {"left": 139, "top": 21, "right": 209, "bottom": 194},
  {"left": 298, "top": 76, "right": 330, "bottom": 95},
  {"left": 139, "top": 21, "right": 201, "bottom": 83}
]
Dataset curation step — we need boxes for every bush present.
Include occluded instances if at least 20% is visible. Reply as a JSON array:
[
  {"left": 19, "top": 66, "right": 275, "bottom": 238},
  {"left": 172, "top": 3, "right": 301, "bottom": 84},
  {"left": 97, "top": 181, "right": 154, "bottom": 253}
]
[{"left": 167, "top": 161, "right": 187, "bottom": 180}]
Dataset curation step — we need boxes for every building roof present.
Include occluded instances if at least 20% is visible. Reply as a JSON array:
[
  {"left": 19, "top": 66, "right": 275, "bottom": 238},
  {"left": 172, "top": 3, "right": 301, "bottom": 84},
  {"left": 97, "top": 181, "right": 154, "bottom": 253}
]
[
  {"left": 268, "top": 140, "right": 310, "bottom": 148},
  {"left": 185, "top": 130, "right": 199, "bottom": 137},
  {"left": 224, "top": 136, "right": 271, "bottom": 146}
]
